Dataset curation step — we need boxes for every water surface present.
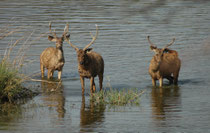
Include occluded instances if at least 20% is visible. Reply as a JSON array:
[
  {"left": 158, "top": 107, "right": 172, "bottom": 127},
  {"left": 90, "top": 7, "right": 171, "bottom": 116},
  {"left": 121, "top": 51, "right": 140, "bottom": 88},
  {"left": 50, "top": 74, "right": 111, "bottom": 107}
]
[{"left": 0, "top": 0, "right": 210, "bottom": 132}]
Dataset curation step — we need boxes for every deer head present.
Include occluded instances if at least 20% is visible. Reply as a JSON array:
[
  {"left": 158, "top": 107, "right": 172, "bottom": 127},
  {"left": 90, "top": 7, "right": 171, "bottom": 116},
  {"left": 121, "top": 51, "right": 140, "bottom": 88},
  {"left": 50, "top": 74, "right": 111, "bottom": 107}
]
[
  {"left": 64, "top": 24, "right": 98, "bottom": 66},
  {"left": 48, "top": 22, "right": 70, "bottom": 49},
  {"left": 147, "top": 36, "right": 175, "bottom": 63}
]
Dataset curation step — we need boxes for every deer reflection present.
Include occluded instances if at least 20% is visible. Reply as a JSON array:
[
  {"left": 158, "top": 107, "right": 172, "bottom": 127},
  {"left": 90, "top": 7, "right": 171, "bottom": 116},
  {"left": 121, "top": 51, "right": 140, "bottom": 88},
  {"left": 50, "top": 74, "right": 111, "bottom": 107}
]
[
  {"left": 80, "top": 95, "right": 105, "bottom": 131},
  {"left": 151, "top": 86, "right": 181, "bottom": 121},
  {"left": 41, "top": 81, "right": 65, "bottom": 118}
]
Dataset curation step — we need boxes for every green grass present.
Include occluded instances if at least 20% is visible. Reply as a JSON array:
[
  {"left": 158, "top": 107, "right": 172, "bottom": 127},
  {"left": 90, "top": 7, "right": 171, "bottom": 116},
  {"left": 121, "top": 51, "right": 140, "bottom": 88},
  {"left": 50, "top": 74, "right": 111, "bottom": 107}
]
[
  {"left": 0, "top": 26, "right": 40, "bottom": 103},
  {"left": 0, "top": 60, "right": 34, "bottom": 103},
  {"left": 90, "top": 88, "right": 145, "bottom": 106}
]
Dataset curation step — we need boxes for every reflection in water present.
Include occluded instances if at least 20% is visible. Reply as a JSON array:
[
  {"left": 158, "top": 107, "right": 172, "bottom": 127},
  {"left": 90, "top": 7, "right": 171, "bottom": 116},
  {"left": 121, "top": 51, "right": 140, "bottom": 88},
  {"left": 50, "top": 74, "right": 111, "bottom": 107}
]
[
  {"left": 41, "top": 81, "right": 65, "bottom": 118},
  {"left": 151, "top": 86, "right": 181, "bottom": 127},
  {"left": 0, "top": 103, "right": 22, "bottom": 130},
  {"left": 80, "top": 95, "right": 105, "bottom": 132}
]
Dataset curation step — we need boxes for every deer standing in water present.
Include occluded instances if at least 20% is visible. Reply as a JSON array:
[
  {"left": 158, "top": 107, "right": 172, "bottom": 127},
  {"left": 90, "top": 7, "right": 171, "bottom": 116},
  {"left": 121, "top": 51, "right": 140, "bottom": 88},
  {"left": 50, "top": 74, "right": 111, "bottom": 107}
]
[
  {"left": 65, "top": 24, "right": 104, "bottom": 93},
  {"left": 40, "top": 22, "right": 70, "bottom": 80},
  {"left": 147, "top": 36, "right": 181, "bottom": 87}
]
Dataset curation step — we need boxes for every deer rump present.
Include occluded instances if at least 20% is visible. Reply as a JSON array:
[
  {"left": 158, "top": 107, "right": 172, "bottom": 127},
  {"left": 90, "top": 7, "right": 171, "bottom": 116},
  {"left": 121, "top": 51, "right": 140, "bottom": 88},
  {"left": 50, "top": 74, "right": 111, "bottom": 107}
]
[{"left": 78, "top": 51, "right": 104, "bottom": 78}]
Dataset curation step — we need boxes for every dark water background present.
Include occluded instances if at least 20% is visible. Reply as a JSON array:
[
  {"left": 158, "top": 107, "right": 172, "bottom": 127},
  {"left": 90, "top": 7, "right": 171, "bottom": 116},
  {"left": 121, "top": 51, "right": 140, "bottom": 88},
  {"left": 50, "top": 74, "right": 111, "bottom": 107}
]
[{"left": 0, "top": 0, "right": 210, "bottom": 132}]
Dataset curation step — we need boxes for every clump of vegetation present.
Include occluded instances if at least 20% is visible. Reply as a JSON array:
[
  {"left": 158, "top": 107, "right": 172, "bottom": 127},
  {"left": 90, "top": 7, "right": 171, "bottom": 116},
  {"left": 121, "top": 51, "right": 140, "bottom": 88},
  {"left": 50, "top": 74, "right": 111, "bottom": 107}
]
[
  {"left": 0, "top": 60, "right": 34, "bottom": 103},
  {"left": 0, "top": 25, "right": 40, "bottom": 103},
  {"left": 90, "top": 88, "right": 144, "bottom": 106}
]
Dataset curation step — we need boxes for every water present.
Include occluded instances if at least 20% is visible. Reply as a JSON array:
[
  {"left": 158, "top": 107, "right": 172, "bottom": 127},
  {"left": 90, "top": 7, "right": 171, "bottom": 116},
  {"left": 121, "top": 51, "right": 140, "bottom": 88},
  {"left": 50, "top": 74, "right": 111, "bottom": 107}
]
[{"left": 0, "top": 0, "right": 210, "bottom": 132}]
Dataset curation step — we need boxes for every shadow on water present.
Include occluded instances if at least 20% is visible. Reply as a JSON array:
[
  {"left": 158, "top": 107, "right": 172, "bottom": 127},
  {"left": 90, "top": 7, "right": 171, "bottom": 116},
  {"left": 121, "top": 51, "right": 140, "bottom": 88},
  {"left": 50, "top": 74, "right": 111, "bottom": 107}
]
[
  {"left": 150, "top": 85, "right": 181, "bottom": 128},
  {"left": 80, "top": 95, "right": 105, "bottom": 132},
  {"left": 41, "top": 80, "right": 66, "bottom": 118}
]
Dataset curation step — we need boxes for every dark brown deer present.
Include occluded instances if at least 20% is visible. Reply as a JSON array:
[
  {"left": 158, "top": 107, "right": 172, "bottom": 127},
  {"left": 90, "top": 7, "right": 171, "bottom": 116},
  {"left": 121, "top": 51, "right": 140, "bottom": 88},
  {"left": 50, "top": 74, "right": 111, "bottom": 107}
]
[
  {"left": 65, "top": 24, "right": 104, "bottom": 93},
  {"left": 40, "top": 22, "right": 70, "bottom": 80},
  {"left": 147, "top": 36, "right": 181, "bottom": 87}
]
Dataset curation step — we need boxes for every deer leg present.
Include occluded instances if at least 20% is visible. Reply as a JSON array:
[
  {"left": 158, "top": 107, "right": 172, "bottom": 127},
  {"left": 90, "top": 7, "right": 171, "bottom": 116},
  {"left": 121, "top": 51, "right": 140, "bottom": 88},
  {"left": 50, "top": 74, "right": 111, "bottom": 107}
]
[
  {"left": 166, "top": 76, "right": 174, "bottom": 84},
  {"left": 90, "top": 77, "right": 94, "bottom": 93},
  {"left": 152, "top": 78, "right": 156, "bottom": 86},
  {"left": 47, "top": 69, "right": 52, "bottom": 79},
  {"left": 173, "top": 72, "right": 179, "bottom": 85},
  {"left": 80, "top": 76, "right": 85, "bottom": 94},
  {"left": 99, "top": 74, "right": 103, "bottom": 91},
  {"left": 51, "top": 70, "right": 54, "bottom": 77},
  {"left": 159, "top": 77, "right": 163, "bottom": 87},
  {"left": 40, "top": 63, "right": 45, "bottom": 78},
  {"left": 58, "top": 70, "right": 62, "bottom": 80},
  {"left": 93, "top": 79, "right": 96, "bottom": 93}
]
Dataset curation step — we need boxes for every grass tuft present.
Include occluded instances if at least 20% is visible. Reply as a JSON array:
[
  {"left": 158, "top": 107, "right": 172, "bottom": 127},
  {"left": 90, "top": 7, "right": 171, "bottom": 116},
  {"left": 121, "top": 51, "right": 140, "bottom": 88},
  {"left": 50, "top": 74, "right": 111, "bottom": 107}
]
[
  {"left": 0, "top": 25, "right": 40, "bottom": 103},
  {"left": 0, "top": 60, "right": 35, "bottom": 103},
  {"left": 90, "top": 88, "right": 145, "bottom": 106}
]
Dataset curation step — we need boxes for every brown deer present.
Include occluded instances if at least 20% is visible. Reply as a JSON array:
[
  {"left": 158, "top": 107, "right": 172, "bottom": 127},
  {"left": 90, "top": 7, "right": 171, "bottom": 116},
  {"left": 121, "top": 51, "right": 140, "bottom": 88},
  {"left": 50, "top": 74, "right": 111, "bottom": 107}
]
[
  {"left": 65, "top": 24, "right": 104, "bottom": 93},
  {"left": 40, "top": 22, "right": 70, "bottom": 80},
  {"left": 147, "top": 36, "right": 181, "bottom": 87}
]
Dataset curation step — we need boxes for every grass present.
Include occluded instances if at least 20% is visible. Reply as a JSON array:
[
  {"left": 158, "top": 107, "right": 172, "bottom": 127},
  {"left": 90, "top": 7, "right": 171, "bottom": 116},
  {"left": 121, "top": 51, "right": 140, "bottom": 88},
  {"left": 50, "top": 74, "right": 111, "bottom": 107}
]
[
  {"left": 0, "top": 25, "right": 42, "bottom": 103},
  {"left": 90, "top": 88, "right": 145, "bottom": 106},
  {"left": 0, "top": 59, "right": 35, "bottom": 103}
]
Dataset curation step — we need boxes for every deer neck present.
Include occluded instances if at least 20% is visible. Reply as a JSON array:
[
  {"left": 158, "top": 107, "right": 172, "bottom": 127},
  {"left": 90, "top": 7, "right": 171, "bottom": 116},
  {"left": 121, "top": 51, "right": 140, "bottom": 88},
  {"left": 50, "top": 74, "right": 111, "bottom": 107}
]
[
  {"left": 56, "top": 46, "right": 64, "bottom": 61},
  {"left": 79, "top": 55, "right": 91, "bottom": 70},
  {"left": 150, "top": 57, "right": 161, "bottom": 72}
]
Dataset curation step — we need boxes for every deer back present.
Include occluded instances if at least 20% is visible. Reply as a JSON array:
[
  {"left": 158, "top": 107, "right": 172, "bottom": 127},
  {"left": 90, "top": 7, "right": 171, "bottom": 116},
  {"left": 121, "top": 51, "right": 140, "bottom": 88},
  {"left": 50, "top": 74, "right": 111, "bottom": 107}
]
[{"left": 158, "top": 52, "right": 181, "bottom": 75}]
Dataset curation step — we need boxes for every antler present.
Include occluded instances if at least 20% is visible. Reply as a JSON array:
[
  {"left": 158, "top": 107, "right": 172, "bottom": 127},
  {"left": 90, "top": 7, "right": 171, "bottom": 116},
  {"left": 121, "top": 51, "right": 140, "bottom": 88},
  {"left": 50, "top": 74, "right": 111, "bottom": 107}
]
[
  {"left": 147, "top": 36, "right": 157, "bottom": 49},
  {"left": 64, "top": 23, "right": 79, "bottom": 51},
  {"left": 49, "top": 22, "right": 57, "bottom": 38},
  {"left": 163, "top": 38, "right": 175, "bottom": 49},
  {"left": 63, "top": 23, "right": 69, "bottom": 37},
  {"left": 83, "top": 24, "right": 99, "bottom": 50}
]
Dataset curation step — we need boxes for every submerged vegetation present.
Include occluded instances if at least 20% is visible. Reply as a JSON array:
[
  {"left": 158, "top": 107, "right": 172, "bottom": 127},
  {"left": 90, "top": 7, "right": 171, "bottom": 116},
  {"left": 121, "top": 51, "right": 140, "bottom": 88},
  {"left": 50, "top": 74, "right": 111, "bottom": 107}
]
[{"left": 90, "top": 88, "right": 145, "bottom": 106}]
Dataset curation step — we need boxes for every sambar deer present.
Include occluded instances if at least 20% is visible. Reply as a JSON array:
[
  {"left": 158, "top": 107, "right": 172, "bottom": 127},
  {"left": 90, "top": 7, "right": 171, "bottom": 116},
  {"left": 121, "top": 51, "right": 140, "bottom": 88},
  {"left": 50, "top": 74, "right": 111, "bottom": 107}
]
[
  {"left": 65, "top": 24, "right": 104, "bottom": 93},
  {"left": 40, "top": 22, "right": 70, "bottom": 80},
  {"left": 147, "top": 36, "right": 181, "bottom": 87}
]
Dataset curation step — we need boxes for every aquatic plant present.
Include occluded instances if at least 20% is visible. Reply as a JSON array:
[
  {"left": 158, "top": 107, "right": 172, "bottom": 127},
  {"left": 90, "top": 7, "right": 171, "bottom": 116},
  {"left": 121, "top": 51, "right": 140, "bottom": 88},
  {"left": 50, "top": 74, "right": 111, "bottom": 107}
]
[{"left": 90, "top": 88, "right": 144, "bottom": 106}]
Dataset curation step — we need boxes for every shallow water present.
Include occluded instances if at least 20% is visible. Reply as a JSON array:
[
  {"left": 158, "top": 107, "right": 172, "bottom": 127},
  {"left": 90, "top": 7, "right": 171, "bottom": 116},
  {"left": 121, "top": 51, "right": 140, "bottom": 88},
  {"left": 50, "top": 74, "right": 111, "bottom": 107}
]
[{"left": 0, "top": 0, "right": 210, "bottom": 132}]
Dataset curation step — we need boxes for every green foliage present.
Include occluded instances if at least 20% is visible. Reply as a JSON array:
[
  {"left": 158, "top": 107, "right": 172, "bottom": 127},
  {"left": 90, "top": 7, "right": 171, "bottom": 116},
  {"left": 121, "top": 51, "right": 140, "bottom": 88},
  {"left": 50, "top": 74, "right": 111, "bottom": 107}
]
[
  {"left": 90, "top": 88, "right": 144, "bottom": 106},
  {"left": 0, "top": 60, "right": 29, "bottom": 103}
]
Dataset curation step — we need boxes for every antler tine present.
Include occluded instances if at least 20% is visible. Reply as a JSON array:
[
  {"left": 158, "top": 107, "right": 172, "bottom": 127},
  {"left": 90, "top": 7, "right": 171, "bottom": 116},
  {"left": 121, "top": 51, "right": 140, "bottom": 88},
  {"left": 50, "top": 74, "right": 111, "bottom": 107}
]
[
  {"left": 49, "top": 21, "right": 57, "bottom": 38},
  {"left": 147, "top": 36, "right": 157, "bottom": 47},
  {"left": 64, "top": 23, "right": 79, "bottom": 51},
  {"left": 164, "top": 38, "right": 175, "bottom": 49},
  {"left": 83, "top": 24, "right": 99, "bottom": 50},
  {"left": 63, "top": 23, "right": 69, "bottom": 36}
]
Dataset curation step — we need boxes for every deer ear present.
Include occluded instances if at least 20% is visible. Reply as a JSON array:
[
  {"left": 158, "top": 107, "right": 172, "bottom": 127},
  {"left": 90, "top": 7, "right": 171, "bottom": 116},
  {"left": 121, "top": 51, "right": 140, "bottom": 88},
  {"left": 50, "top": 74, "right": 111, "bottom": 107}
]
[
  {"left": 62, "top": 34, "right": 70, "bottom": 40},
  {"left": 150, "top": 45, "right": 157, "bottom": 50},
  {"left": 66, "top": 34, "right": 70, "bottom": 39},
  {"left": 48, "top": 35, "right": 56, "bottom": 42},
  {"left": 163, "top": 48, "right": 170, "bottom": 53},
  {"left": 85, "top": 48, "right": 93, "bottom": 53}
]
